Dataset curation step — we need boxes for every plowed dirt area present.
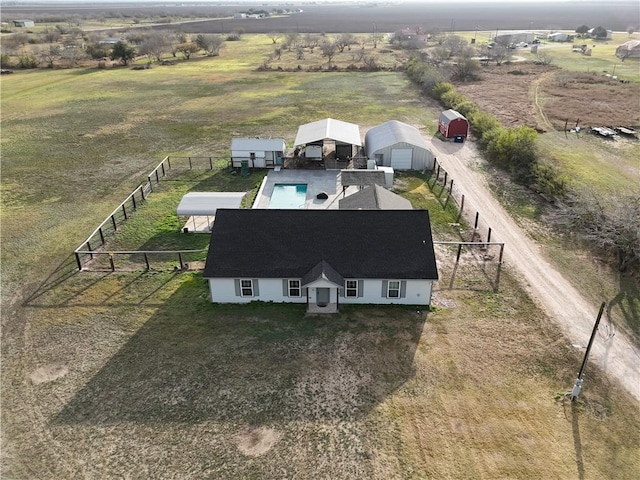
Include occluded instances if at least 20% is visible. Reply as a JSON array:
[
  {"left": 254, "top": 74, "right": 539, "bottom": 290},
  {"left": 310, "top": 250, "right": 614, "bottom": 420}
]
[{"left": 455, "top": 64, "right": 640, "bottom": 131}]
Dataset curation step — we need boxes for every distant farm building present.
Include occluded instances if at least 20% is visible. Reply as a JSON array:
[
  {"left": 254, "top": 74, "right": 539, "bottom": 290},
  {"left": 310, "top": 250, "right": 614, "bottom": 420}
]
[
  {"left": 548, "top": 32, "right": 570, "bottom": 42},
  {"left": 438, "top": 110, "right": 469, "bottom": 140},
  {"left": 12, "top": 19, "right": 34, "bottom": 28},
  {"left": 494, "top": 31, "right": 535, "bottom": 46},
  {"left": 230, "top": 138, "right": 286, "bottom": 168},
  {"left": 616, "top": 40, "right": 640, "bottom": 59},
  {"left": 365, "top": 120, "right": 434, "bottom": 171}
]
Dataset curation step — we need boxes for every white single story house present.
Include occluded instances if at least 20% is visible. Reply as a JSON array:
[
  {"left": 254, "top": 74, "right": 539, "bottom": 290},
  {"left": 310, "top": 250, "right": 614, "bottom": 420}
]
[
  {"left": 365, "top": 120, "right": 434, "bottom": 171},
  {"left": 230, "top": 138, "right": 286, "bottom": 168},
  {"left": 203, "top": 209, "right": 438, "bottom": 313}
]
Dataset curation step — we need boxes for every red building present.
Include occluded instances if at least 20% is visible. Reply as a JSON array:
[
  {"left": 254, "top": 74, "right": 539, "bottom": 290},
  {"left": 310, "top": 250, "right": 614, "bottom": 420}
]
[{"left": 438, "top": 109, "right": 469, "bottom": 139}]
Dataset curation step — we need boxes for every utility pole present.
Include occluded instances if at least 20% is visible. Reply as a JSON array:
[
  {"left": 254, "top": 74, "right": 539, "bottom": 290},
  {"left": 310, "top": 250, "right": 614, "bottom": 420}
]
[{"left": 571, "top": 302, "right": 606, "bottom": 401}]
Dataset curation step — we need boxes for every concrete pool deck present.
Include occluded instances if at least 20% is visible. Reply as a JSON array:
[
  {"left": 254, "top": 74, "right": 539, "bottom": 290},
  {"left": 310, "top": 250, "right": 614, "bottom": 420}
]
[{"left": 253, "top": 169, "right": 357, "bottom": 210}]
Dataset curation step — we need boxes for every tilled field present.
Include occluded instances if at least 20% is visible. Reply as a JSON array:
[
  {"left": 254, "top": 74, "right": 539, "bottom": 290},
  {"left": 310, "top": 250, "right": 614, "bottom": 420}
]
[{"left": 455, "top": 64, "right": 640, "bottom": 131}]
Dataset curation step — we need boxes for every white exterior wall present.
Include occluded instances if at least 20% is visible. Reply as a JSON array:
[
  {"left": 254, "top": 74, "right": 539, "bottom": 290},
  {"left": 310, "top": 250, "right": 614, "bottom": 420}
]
[
  {"left": 208, "top": 278, "right": 434, "bottom": 305},
  {"left": 372, "top": 142, "right": 434, "bottom": 171}
]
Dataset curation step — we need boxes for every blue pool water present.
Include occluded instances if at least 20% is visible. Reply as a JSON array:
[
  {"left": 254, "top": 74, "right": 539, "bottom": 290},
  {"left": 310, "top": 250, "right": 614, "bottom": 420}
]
[{"left": 268, "top": 184, "right": 308, "bottom": 209}]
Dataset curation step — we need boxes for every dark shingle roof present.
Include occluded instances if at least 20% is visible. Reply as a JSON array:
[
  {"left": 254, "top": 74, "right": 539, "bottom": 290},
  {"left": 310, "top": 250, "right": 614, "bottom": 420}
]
[
  {"left": 340, "top": 169, "right": 386, "bottom": 187},
  {"left": 339, "top": 185, "right": 413, "bottom": 210},
  {"left": 203, "top": 209, "right": 438, "bottom": 280},
  {"left": 301, "top": 260, "right": 344, "bottom": 287}
]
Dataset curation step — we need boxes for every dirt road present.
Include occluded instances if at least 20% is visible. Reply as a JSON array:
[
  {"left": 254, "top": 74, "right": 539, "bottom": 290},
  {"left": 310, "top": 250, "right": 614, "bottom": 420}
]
[{"left": 428, "top": 137, "right": 640, "bottom": 402}]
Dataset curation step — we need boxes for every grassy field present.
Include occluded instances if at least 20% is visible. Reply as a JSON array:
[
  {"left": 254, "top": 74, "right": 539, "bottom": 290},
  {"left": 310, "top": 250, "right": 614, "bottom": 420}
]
[{"left": 2, "top": 35, "right": 639, "bottom": 478}]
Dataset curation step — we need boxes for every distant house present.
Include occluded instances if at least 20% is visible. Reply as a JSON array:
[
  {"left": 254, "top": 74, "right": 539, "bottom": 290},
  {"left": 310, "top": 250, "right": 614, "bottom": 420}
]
[
  {"left": 230, "top": 138, "right": 286, "bottom": 168},
  {"left": 616, "top": 40, "right": 640, "bottom": 59},
  {"left": 98, "top": 37, "right": 122, "bottom": 45},
  {"left": 203, "top": 209, "right": 438, "bottom": 313},
  {"left": 588, "top": 28, "right": 612, "bottom": 40},
  {"left": 339, "top": 185, "right": 412, "bottom": 210},
  {"left": 13, "top": 19, "right": 34, "bottom": 28},
  {"left": 365, "top": 120, "right": 434, "bottom": 171},
  {"left": 438, "top": 110, "right": 469, "bottom": 139}
]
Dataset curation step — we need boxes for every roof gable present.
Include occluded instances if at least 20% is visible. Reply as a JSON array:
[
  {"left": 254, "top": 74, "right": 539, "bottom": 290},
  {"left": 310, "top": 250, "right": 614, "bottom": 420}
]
[
  {"left": 231, "top": 138, "right": 286, "bottom": 151},
  {"left": 339, "top": 185, "right": 412, "bottom": 210},
  {"left": 204, "top": 209, "right": 438, "bottom": 280},
  {"left": 365, "top": 120, "right": 428, "bottom": 154},
  {"left": 294, "top": 118, "right": 362, "bottom": 147},
  {"left": 440, "top": 109, "right": 467, "bottom": 122}
]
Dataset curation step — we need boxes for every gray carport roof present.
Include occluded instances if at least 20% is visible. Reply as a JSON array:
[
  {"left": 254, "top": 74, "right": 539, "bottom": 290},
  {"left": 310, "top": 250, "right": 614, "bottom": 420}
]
[
  {"left": 176, "top": 192, "right": 245, "bottom": 216},
  {"left": 364, "top": 120, "right": 428, "bottom": 156},
  {"left": 294, "top": 118, "right": 362, "bottom": 147}
]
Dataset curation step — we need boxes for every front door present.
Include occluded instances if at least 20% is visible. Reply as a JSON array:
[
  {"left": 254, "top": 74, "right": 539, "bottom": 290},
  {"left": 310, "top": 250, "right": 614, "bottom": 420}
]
[{"left": 316, "top": 288, "right": 330, "bottom": 307}]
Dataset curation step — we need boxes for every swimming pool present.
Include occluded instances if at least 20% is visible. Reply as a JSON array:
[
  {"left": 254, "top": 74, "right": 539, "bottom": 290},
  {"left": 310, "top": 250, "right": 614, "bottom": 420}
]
[{"left": 268, "top": 183, "right": 308, "bottom": 209}]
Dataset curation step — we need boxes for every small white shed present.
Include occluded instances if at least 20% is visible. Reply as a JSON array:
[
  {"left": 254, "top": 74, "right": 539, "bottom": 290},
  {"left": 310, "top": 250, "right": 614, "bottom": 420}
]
[
  {"left": 176, "top": 192, "right": 245, "bottom": 232},
  {"left": 231, "top": 138, "right": 286, "bottom": 168},
  {"left": 365, "top": 120, "right": 434, "bottom": 171}
]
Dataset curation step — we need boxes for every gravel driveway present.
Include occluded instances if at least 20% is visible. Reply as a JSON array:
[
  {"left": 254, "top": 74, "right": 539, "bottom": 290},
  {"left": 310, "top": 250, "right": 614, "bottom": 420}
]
[{"left": 427, "top": 136, "right": 640, "bottom": 402}]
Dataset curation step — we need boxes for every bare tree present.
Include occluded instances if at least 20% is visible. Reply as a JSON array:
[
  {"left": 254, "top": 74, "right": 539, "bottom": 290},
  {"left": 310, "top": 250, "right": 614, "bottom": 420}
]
[
  {"left": 302, "top": 33, "right": 319, "bottom": 53},
  {"left": 272, "top": 46, "right": 282, "bottom": 60},
  {"left": 442, "top": 34, "right": 467, "bottom": 57},
  {"left": 296, "top": 46, "right": 304, "bottom": 60},
  {"left": 491, "top": 44, "right": 511, "bottom": 65},
  {"left": 535, "top": 51, "right": 553, "bottom": 65},
  {"left": 428, "top": 46, "right": 450, "bottom": 66},
  {"left": 60, "top": 47, "right": 87, "bottom": 68},
  {"left": 320, "top": 39, "right": 337, "bottom": 66},
  {"left": 267, "top": 31, "right": 281, "bottom": 44},
  {"left": 284, "top": 32, "right": 299, "bottom": 51},
  {"left": 39, "top": 45, "right": 61, "bottom": 67},
  {"left": 175, "top": 42, "right": 199, "bottom": 60},
  {"left": 195, "top": 34, "right": 224, "bottom": 56},
  {"left": 139, "top": 31, "right": 170, "bottom": 63},
  {"left": 371, "top": 26, "right": 384, "bottom": 49},
  {"left": 553, "top": 192, "right": 640, "bottom": 271},
  {"left": 336, "top": 33, "right": 356, "bottom": 53}
]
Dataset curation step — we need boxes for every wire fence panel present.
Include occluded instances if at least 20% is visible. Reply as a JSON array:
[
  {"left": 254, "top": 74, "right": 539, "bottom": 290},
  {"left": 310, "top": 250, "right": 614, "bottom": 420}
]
[
  {"left": 74, "top": 155, "right": 222, "bottom": 271},
  {"left": 75, "top": 250, "right": 208, "bottom": 272}
]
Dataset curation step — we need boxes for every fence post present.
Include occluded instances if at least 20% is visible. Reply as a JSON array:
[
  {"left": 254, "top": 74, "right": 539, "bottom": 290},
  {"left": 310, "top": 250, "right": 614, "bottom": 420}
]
[
  {"left": 148, "top": 176, "right": 153, "bottom": 191},
  {"left": 99, "top": 227, "right": 105, "bottom": 245},
  {"left": 487, "top": 227, "right": 492, "bottom": 243},
  {"left": 188, "top": 157, "right": 193, "bottom": 169},
  {"left": 155, "top": 169, "right": 159, "bottom": 183},
  {"left": 111, "top": 214, "right": 117, "bottom": 231},
  {"left": 494, "top": 244, "right": 505, "bottom": 292},
  {"left": 457, "top": 194, "right": 465, "bottom": 223},
  {"left": 140, "top": 185, "right": 146, "bottom": 201},
  {"left": 449, "top": 179, "right": 454, "bottom": 194},
  {"left": 167, "top": 157, "right": 171, "bottom": 169},
  {"left": 144, "top": 253, "right": 150, "bottom": 271},
  {"left": 178, "top": 252, "right": 184, "bottom": 269},
  {"left": 435, "top": 164, "right": 440, "bottom": 182},
  {"left": 109, "top": 254, "right": 115, "bottom": 272},
  {"left": 132, "top": 193, "right": 137, "bottom": 210},
  {"left": 456, "top": 243, "right": 462, "bottom": 263},
  {"left": 75, "top": 252, "right": 82, "bottom": 271},
  {"left": 86, "top": 241, "right": 93, "bottom": 259},
  {"left": 161, "top": 162, "right": 165, "bottom": 177},
  {"left": 209, "top": 157, "right": 213, "bottom": 170},
  {"left": 474, "top": 211, "right": 479, "bottom": 230},
  {"left": 122, "top": 203, "right": 128, "bottom": 220}
]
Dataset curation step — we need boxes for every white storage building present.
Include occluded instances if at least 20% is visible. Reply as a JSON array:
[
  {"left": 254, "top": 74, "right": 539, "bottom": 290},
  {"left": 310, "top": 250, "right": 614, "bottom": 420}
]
[
  {"left": 231, "top": 138, "right": 286, "bottom": 168},
  {"left": 365, "top": 120, "right": 434, "bottom": 171}
]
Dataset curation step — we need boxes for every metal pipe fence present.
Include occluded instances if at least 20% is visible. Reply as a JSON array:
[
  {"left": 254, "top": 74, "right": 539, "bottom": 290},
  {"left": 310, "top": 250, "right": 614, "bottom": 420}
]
[{"left": 74, "top": 155, "right": 223, "bottom": 271}]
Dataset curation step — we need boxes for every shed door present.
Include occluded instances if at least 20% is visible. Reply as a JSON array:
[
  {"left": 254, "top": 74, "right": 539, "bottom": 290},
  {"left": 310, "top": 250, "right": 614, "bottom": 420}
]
[{"left": 391, "top": 148, "right": 413, "bottom": 170}]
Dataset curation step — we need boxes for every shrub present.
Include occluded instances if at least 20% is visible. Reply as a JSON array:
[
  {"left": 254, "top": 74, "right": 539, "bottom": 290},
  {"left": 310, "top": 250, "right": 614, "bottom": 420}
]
[
  {"left": 439, "top": 89, "right": 467, "bottom": 109},
  {"left": 18, "top": 53, "right": 39, "bottom": 69},
  {"left": 432, "top": 82, "right": 455, "bottom": 101}
]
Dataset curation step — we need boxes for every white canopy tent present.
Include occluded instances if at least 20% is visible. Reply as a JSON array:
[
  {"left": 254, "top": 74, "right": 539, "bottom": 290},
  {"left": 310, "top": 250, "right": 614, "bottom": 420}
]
[{"left": 177, "top": 192, "right": 245, "bottom": 232}]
